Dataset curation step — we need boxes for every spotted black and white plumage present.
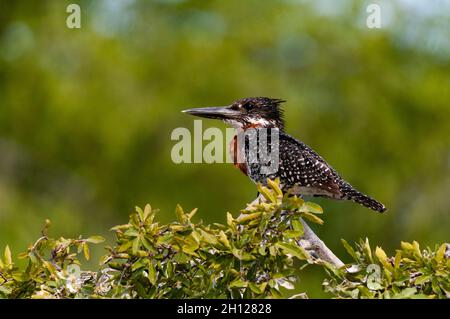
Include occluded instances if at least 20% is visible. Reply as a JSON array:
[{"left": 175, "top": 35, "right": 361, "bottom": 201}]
[
  {"left": 183, "top": 97, "right": 387, "bottom": 213},
  {"left": 244, "top": 130, "right": 386, "bottom": 213}
]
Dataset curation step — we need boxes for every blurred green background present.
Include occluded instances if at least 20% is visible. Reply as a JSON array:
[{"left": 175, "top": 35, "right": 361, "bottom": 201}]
[{"left": 0, "top": 0, "right": 449, "bottom": 297}]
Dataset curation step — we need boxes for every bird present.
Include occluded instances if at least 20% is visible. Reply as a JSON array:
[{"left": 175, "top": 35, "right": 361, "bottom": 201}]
[{"left": 183, "top": 97, "right": 386, "bottom": 213}]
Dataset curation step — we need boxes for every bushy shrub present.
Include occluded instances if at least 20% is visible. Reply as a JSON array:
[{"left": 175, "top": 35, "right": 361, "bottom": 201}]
[
  {"left": 323, "top": 239, "right": 449, "bottom": 299},
  {"left": 0, "top": 180, "right": 448, "bottom": 299}
]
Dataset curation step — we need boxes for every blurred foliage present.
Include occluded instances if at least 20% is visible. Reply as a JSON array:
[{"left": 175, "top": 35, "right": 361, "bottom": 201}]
[
  {"left": 0, "top": 0, "right": 449, "bottom": 298},
  {"left": 1, "top": 181, "right": 448, "bottom": 299}
]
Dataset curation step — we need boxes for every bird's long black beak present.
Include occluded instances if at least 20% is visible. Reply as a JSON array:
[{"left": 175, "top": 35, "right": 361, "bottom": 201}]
[{"left": 182, "top": 106, "right": 239, "bottom": 120}]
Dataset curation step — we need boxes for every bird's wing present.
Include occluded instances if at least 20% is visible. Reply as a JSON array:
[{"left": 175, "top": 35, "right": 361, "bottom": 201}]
[{"left": 279, "top": 133, "right": 343, "bottom": 197}]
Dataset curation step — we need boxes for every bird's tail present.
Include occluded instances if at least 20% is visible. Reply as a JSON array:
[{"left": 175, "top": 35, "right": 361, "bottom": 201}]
[{"left": 343, "top": 187, "right": 387, "bottom": 213}]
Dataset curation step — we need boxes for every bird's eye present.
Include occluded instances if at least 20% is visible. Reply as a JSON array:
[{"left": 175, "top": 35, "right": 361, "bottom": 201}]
[
  {"left": 230, "top": 101, "right": 254, "bottom": 111},
  {"left": 241, "top": 102, "right": 253, "bottom": 111}
]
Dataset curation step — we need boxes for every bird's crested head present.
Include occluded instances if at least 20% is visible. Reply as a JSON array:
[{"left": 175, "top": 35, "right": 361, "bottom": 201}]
[{"left": 183, "top": 97, "right": 286, "bottom": 130}]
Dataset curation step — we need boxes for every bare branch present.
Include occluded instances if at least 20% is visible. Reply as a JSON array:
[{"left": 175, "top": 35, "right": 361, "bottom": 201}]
[
  {"left": 245, "top": 195, "right": 344, "bottom": 268},
  {"left": 297, "top": 218, "right": 344, "bottom": 268}
]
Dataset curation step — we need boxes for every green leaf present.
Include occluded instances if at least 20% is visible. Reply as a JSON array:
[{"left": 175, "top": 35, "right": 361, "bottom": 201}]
[
  {"left": 401, "top": 241, "right": 414, "bottom": 251},
  {"left": 283, "top": 230, "right": 302, "bottom": 239},
  {"left": 393, "top": 287, "right": 417, "bottom": 299},
  {"left": 366, "top": 272, "right": 383, "bottom": 291},
  {"left": 131, "top": 259, "right": 147, "bottom": 271},
  {"left": 291, "top": 219, "right": 304, "bottom": 235},
  {"left": 267, "top": 178, "right": 283, "bottom": 197},
  {"left": 232, "top": 249, "right": 255, "bottom": 261},
  {"left": 269, "top": 287, "right": 283, "bottom": 298},
  {"left": 148, "top": 261, "right": 157, "bottom": 285},
  {"left": 305, "top": 202, "right": 323, "bottom": 214},
  {"left": 140, "top": 236, "right": 153, "bottom": 251},
  {"left": 117, "top": 240, "right": 134, "bottom": 252},
  {"left": 414, "top": 274, "right": 431, "bottom": 285},
  {"left": 249, "top": 282, "right": 267, "bottom": 294},
  {"left": 341, "top": 239, "right": 358, "bottom": 261},
  {"left": 17, "top": 251, "right": 28, "bottom": 259},
  {"left": 110, "top": 224, "right": 130, "bottom": 232},
  {"left": 218, "top": 231, "right": 231, "bottom": 249},
  {"left": 28, "top": 252, "right": 38, "bottom": 264},
  {"left": 130, "top": 212, "right": 140, "bottom": 228},
  {"left": 136, "top": 206, "right": 145, "bottom": 221},
  {"left": 258, "top": 184, "right": 276, "bottom": 203},
  {"left": 43, "top": 261, "right": 57, "bottom": 275},
  {"left": 375, "top": 246, "right": 392, "bottom": 271},
  {"left": 394, "top": 250, "right": 402, "bottom": 269},
  {"left": 359, "top": 285, "right": 376, "bottom": 297},
  {"left": 285, "top": 195, "right": 304, "bottom": 210},
  {"left": 4, "top": 245, "right": 12, "bottom": 266},
  {"left": 175, "top": 204, "right": 187, "bottom": 224},
  {"left": 181, "top": 234, "right": 200, "bottom": 253},
  {"left": 143, "top": 204, "right": 152, "bottom": 221},
  {"left": 258, "top": 245, "right": 267, "bottom": 256},
  {"left": 412, "top": 241, "right": 422, "bottom": 258},
  {"left": 236, "top": 212, "right": 261, "bottom": 223},
  {"left": 124, "top": 228, "right": 139, "bottom": 237},
  {"left": 269, "top": 246, "right": 277, "bottom": 256},
  {"left": 157, "top": 232, "right": 174, "bottom": 245},
  {"left": 187, "top": 208, "right": 198, "bottom": 220},
  {"left": 363, "top": 238, "right": 373, "bottom": 263},
  {"left": 166, "top": 261, "right": 174, "bottom": 278},
  {"left": 301, "top": 212, "right": 324, "bottom": 225},
  {"left": 83, "top": 243, "right": 90, "bottom": 260},
  {"left": 276, "top": 242, "right": 309, "bottom": 260},
  {"left": 132, "top": 238, "right": 140, "bottom": 255},
  {"left": 431, "top": 277, "right": 441, "bottom": 295},
  {"left": 226, "top": 212, "right": 234, "bottom": 227},
  {"left": 435, "top": 243, "right": 446, "bottom": 263},
  {"left": 86, "top": 236, "right": 105, "bottom": 244},
  {"left": 229, "top": 279, "right": 248, "bottom": 288}
]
